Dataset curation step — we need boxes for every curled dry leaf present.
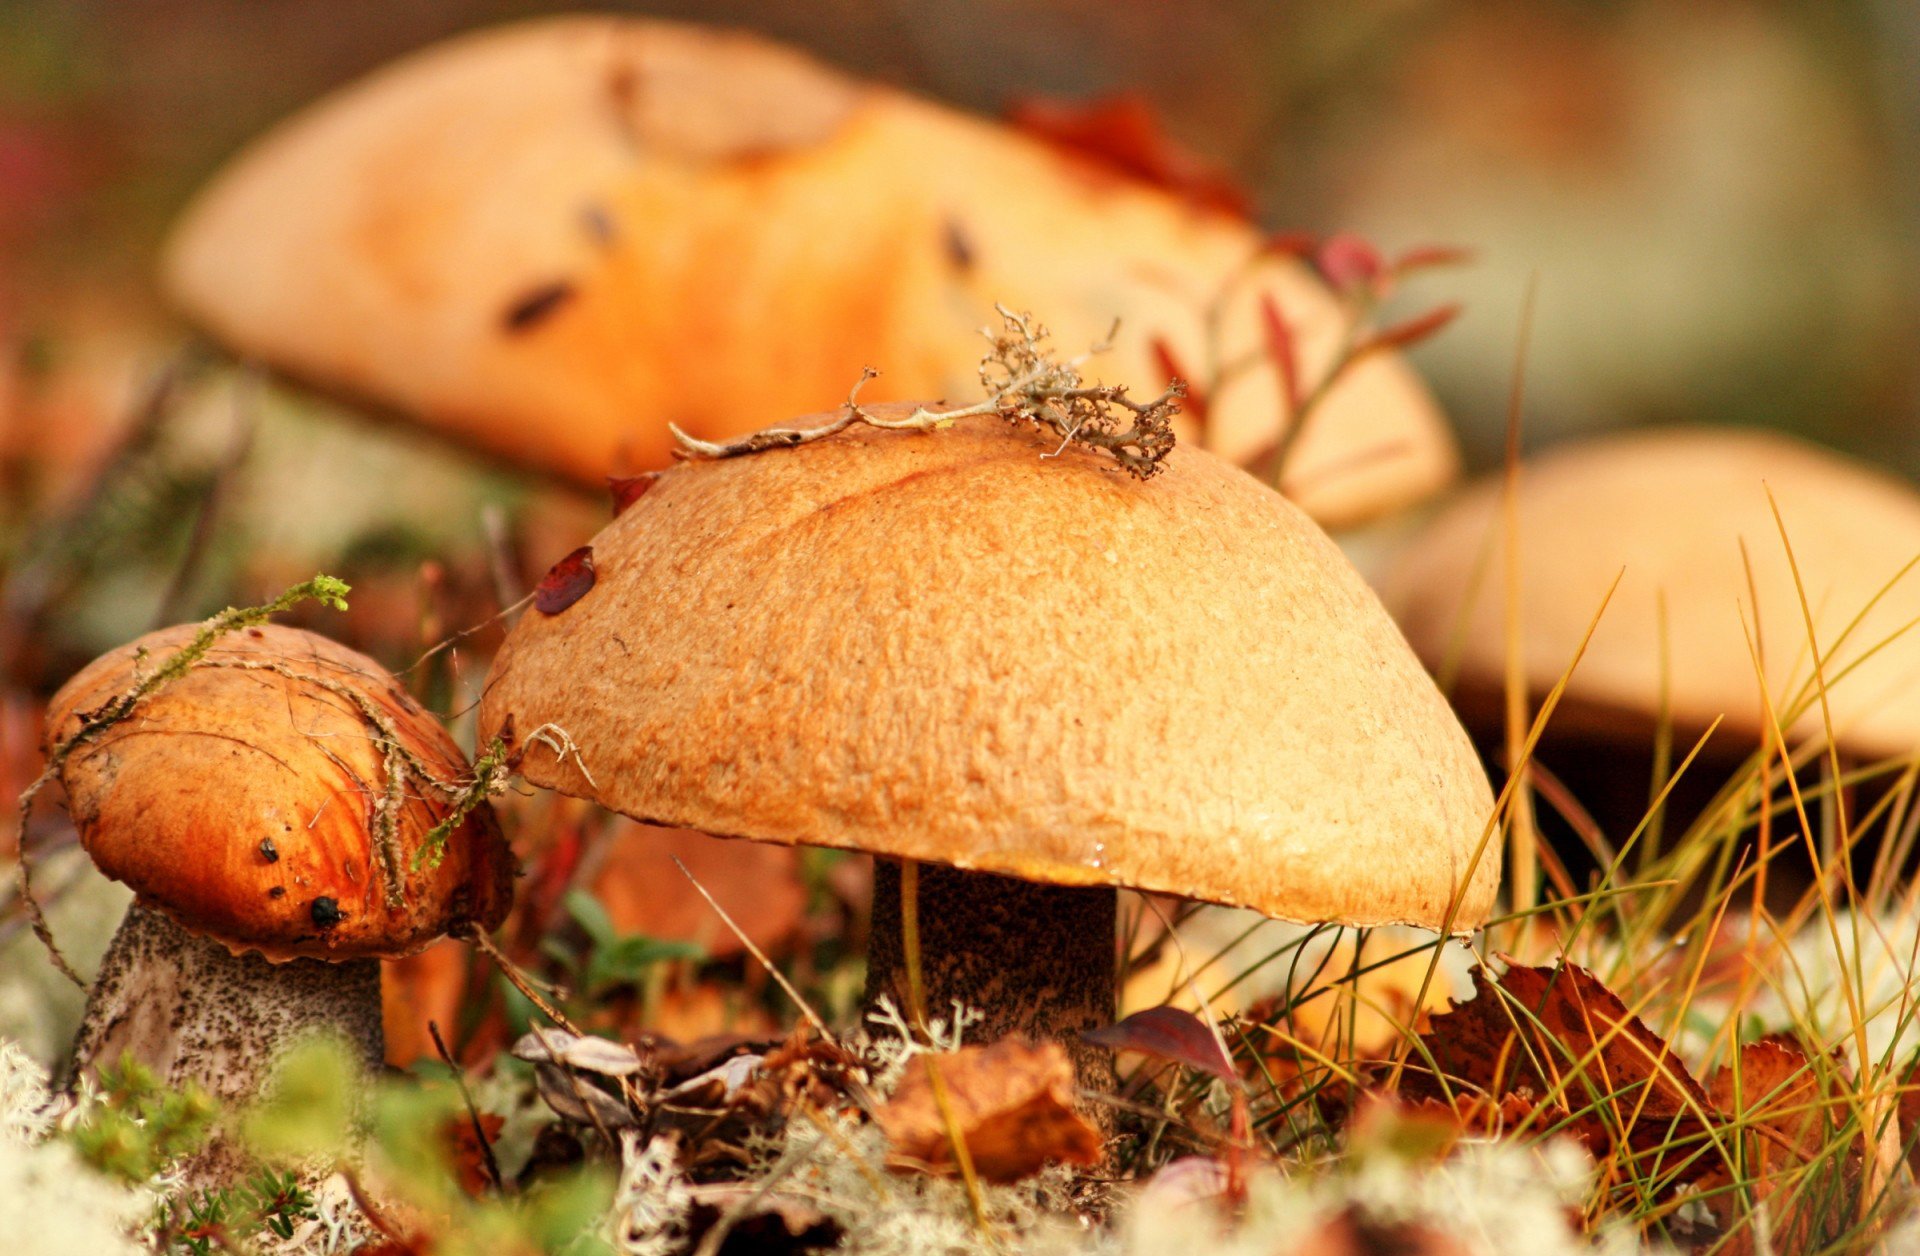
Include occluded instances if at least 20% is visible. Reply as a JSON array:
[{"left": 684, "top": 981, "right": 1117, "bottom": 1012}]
[
  {"left": 1699, "top": 1036, "right": 1857, "bottom": 1256},
  {"left": 1403, "top": 963, "right": 1716, "bottom": 1190},
  {"left": 1086, "top": 1005, "right": 1239, "bottom": 1086},
  {"left": 876, "top": 1039, "right": 1103, "bottom": 1182},
  {"left": 511, "top": 1028, "right": 647, "bottom": 1076},
  {"left": 533, "top": 545, "right": 596, "bottom": 615}
]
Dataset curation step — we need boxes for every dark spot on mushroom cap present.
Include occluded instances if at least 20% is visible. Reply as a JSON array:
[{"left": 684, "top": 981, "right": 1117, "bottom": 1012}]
[
  {"left": 310, "top": 897, "right": 343, "bottom": 929},
  {"left": 943, "top": 216, "right": 976, "bottom": 273},
  {"left": 534, "top": 546, "right": 597, "bottom": 615},
  {"left": 269, "top": 887, "right": 286, "bottom": 899},
  {"left": 502, "top": 281, "right": 576, "bottom": 334},
  {"left": 247, "top": 627, "right": 265, "bottom": 638},
  {"left": 260, "top": 837, "right": 279, "bottom": 862}
]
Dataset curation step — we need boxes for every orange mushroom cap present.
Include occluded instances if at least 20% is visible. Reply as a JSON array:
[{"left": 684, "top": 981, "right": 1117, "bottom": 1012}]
[{"left": 47, "top": 624, "right": 514, "bottom": 961}]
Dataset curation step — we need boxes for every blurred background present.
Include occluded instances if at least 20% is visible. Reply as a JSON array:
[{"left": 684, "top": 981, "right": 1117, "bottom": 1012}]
[
  {"left": 1, "top": 0, "right": 1917, "bottom": 1059},
  {"left": 7, "top": 0, "right": 1920, "bottom": 660}
]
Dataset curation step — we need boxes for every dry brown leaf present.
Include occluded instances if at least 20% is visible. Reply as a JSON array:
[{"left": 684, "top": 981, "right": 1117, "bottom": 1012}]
[
  {"left": 1699, "top": 1036, "right": 1857, "bottom": 1256},
  {"left": 876, "top": 1039, "right": 1103, "bottom": 1182},
  {"left": 1404, "top": 963, "right": 1716, "bottom": 1189}
]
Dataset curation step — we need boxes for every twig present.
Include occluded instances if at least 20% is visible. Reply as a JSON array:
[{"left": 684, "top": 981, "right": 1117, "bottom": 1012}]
[
  {"left": 673, "top": 310, "right": 1182, "bottom": 480},
  {"left": 460, "top": 923, "right": 586, "bottom": 1037},
  {"left": 428, "top": 1020, "right": 505, "bottom": 1194},
  {"left": 669, "top": 855, "right": 832, "bottom": 1041}
]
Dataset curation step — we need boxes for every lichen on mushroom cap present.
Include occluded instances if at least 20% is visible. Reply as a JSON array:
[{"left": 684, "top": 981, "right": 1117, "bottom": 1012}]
[
  {"left": 160, "top": 15, "right": 1455, "bottom": 529},
  {"left": 478, "top": 407, "right": 1496, "bottom": 1094},
  {"left": 48, "top": 622, "right": 513, "bottom": 1176},
  {"left": 1382, "top": 427, "right": 1920, "bottom": 762}
]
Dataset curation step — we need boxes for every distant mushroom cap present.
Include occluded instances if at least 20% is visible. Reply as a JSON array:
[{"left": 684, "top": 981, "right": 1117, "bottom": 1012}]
[
  {"left": 479, "top": 409, "right": 1497, "bottom": 931},
  {"left": 161, "top": 15, "right": 1454, "bottom": 529},
  {"left": 47, "top": 624, "right": 513, "bottom": 960},
  {"left": 1382, "top": 427, "right": 1920, "bottom": 759}
]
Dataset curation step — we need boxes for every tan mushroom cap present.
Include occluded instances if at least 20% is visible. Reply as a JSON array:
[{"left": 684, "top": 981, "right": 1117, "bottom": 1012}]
[
  {"left": 1381, "top": 427, "right": 1920, "bottom": 759},
  {"left": 162, "top": 15, "right": 1454, "bottom": 529},
  {"left": 478, "top": 409, "right": 1497, "bottom": 931},
  {"left": 48, "top": 624, "right": 514, "bottom": 961}
]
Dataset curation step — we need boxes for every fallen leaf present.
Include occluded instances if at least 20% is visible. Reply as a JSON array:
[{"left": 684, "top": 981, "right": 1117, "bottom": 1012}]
[
  {"left": 1403, "top": 963, "right": 1716, "bottom": 1190},
  {"left": 1085, "top": 1005, "right": 1239, "bottom": 1085},
  {"left": 533, "top": 546, "right": 595, "bottom": 615},
  {"left": 1006, "top": 93, "right": 1253, "bottom": 218},
  {"left": 876, "top": 1039, "right": 1103, "bottom": 1181},
  {"left": 1699, "top": 1036, "right": 1856, "bottom": 1255}
]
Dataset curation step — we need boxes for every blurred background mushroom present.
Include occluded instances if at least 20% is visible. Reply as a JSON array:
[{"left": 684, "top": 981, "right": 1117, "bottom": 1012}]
[{"left": 1381, "top": 428, "right": 1920, "bottom": 905}]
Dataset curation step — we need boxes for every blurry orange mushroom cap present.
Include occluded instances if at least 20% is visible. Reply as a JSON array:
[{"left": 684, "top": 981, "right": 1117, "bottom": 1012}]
[
  {"left": 161, "top": 16, "right": 1456, "bottom": 530},
  {"left": 480, "top": 409, "right": 1498, "bottom": 931},
  {"left": 1383, "top": 427, "right": 1920, "bottom": 760},
  {"left": 47, "top": 623, "right": 513, "bottom": 960}
]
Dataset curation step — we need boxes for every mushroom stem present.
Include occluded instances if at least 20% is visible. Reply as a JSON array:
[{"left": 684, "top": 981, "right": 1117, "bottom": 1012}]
[
  {"left": 67, "top": 902, "right": 383, "bottom": 1181},
  {"left": 865, "top": 861, "right": 1117, "bottom": 1105}
]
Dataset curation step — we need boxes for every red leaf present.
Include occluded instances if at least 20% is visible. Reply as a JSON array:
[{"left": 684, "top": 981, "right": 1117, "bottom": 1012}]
[
  {"left": 1007, "top": 94, "right": 1254, "bottom": 219},
  {"left": 533, "top": 546, "right": 596, "bottom": 615},
  {"left": 1149, "top": 337, "right": 1208, "bottom": 435},
  {"left": 1359, "top": 303, "right": 1463, "bottom": 355},
  {"left": 607, "top": 472, "right": 660, "bottom": 517},
  {"left": 1084, "top": 1006, "right": 1238, "bottom": 1086},
  {"left": 1403, "top": 963, "right": 1716, "bottom": 1189},
  {"left": 1258, "top": 294, "right": 1302, "bottom": 416},
  {"left": 1392, "top": 244, "right": 1475, "bottom": 275},
  {"left": 1314, "top": 233, "right": 1388, "bottom": 297}
]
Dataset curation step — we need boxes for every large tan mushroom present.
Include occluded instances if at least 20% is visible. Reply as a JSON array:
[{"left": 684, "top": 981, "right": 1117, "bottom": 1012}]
[
  {"left": 477, "top": 409, "right": 1496, "bottom": 1098},
  {"left": 46, "top": 623, "right": 513, "bottom": 1177},
  {"left": 161, "top": 16, "right": 1456, "bottom": 530},
  {"left": 1384, "top": 427, "right": 1920, "bottom": 761}
]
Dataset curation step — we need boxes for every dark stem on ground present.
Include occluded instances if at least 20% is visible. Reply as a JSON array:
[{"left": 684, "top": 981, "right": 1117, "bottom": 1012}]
[
  {"left": 67, "top": 902, "right": 383, "bottom": 1185},
  {"left": 865, "top": 861, "right": 1117, "bottom": 1116}
]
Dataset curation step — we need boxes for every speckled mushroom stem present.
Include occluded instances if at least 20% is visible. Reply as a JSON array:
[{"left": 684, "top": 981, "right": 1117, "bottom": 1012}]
[
  {"left": 66, "top": 902, "right": 383, "bottom": 1183},
  {"left": 865, "top": 861, "right": 1118, "bottom": 1114}
]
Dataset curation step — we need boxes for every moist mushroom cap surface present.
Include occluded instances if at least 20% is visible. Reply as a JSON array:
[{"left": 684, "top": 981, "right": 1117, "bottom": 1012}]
[
  {"left": 160, "top": 14, "right": 1454, "bottom": 529},
  {"left": 48, "top": 624, "right": 514, "bottom": 960},
  {"left": 1382, "top": 426, "right": 1920, "bottom": 759},
  {"left": 479, "top": 409, "right": 1497, "bottom": 931}
]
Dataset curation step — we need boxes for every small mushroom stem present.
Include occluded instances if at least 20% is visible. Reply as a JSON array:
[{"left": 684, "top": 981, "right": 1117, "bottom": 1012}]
[
  {"left": 66, "top": 902, "right": 383, "bottom": 1182},
  {"left": 865, "top": 861, "right": 1117, "bottom": 1107}
]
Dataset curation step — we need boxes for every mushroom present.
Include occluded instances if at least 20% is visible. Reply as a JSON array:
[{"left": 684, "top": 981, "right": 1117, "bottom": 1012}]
[
  {"left": 477, "top": 409, "right": 1497, "bottom": 1102},
  {"left": 160, "top": 16, "right": 1455, "bottom": 529},
  {"left": 1381, "top": 426, "right": 1920, "bottom": 849},
  {"left": 46, "top": 623, "right": 513, "bottom": 1178}
]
